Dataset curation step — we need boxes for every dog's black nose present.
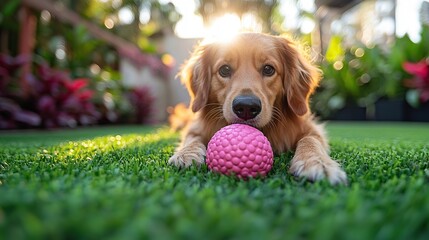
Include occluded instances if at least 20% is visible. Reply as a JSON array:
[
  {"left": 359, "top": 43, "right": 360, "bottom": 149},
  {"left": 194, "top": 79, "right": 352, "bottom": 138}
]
[{"left": 232, "top": 95, "right": 262, "bottom": 121}]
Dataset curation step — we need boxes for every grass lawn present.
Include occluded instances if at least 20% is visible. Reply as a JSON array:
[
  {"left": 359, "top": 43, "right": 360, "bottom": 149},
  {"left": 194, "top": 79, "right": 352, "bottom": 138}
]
[{"left": 1, "top": 122, "right": 428, "bottom": 239}]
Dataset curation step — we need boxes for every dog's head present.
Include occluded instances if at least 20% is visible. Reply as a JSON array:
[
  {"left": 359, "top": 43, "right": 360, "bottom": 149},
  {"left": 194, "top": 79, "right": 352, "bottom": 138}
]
[{"left": 181, "top": 33, "right": 320, "bottom": 128}]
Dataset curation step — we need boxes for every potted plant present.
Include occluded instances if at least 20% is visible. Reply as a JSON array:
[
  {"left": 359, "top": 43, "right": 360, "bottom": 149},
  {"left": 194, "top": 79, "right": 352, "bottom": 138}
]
[
  {"left": 380, "top": 26, "right": 429, "bottom": 122},
  {"left": 314, "top": 36, "right": 388, "bottom": 120},
  {"left": 314, "top": 26, "right": 429, "bottom": 121}
]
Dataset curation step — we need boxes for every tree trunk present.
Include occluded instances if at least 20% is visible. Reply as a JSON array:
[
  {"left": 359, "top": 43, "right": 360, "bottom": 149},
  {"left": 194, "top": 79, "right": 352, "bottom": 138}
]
[{"left": 18, "top": 5, "right": 37, "bottom": 97}]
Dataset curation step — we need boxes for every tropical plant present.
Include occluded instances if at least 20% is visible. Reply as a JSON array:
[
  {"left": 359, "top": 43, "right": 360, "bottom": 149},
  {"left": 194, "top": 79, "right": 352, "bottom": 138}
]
[
  {"left": 313, "top": 25, "right": 429, "bottom": 118},
  {"left": 313, "top": 37, "right": 389, "bottom": 117},
  {"left": 80, "top": 0, "right": 180, "bottom": 53},
  {"left": 387, "top": 26, "right": 429, "bottom": 72},
  {"left": 36, "top": 22, "right": 117, "bottom": 79}
]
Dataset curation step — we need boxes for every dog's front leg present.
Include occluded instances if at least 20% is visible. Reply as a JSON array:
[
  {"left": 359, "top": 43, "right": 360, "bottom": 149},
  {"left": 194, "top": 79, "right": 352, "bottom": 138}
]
[
  {"left": 289, "top": 135, "right": 347, "bottom": 185},
  {"left": 168, "top": 123, "right": 207, "bottom": 168}
]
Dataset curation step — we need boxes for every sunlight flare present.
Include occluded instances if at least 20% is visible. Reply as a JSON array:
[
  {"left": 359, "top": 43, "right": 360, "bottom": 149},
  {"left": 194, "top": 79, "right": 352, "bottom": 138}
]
[
  {"left": 175, "top": 11, "right": 262, "bottom": 41},
  {"left": 205, "top": 13, "right": 241, "bottom": 43}
]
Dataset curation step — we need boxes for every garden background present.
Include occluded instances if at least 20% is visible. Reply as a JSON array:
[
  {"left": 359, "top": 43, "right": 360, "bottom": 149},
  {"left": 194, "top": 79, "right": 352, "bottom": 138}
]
[
  {"left": 1, "top": 0, "right": 429, "bottom": 239},
  {"left": 1, "top": 0, "right": 429, "bottom": 128}
]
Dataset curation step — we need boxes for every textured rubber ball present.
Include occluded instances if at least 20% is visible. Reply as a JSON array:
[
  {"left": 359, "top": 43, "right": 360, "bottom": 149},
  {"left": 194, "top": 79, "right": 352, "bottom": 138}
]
[{"left": 206, "top": 124, "right": 273, "bottom": 179}]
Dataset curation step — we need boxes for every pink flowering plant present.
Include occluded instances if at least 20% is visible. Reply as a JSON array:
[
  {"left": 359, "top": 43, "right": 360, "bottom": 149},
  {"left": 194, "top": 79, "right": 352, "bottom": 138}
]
[{"left": 403, "top": 59, "right": 429, "bottom": 107}]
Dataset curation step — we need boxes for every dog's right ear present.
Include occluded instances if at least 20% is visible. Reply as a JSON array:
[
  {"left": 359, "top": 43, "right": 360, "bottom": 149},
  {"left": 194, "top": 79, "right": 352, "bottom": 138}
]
[
  {"left": 276, "top": 37, "right": 320, "bottom": 116},
  {"left": 180, "top": 43, "right": 212, "bottom": 112}
]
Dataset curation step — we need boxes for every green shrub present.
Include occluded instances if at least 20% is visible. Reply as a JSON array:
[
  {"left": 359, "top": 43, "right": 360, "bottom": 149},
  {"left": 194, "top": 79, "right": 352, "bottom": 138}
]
[{"left": 313, "top": 26, "right": 429, "bottom": 117}]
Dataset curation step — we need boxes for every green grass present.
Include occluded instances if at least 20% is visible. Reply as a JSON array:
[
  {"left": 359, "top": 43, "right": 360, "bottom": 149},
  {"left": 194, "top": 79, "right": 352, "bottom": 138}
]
[{"left": 1, "top": 122, "right": 428, "bottom": 239}]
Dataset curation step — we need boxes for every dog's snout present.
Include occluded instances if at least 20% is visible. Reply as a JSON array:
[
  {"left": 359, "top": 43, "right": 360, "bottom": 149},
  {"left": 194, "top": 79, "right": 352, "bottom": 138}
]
[{"left": 232, "top": 95, "right": 262, "bottom": 121}]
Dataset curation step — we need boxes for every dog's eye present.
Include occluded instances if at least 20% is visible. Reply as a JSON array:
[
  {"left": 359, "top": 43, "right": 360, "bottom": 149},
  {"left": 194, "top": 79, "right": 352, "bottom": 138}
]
[
  {"left": 219, "top": 65, "right": 232, "bottom": 78},
  {"left": 262, "top": 65, "right": 275, "bottom": 77}
]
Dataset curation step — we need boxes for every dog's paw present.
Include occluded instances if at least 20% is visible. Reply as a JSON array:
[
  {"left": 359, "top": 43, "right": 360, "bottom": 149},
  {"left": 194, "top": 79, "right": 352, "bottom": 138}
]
[
  {"left": 289, "top": 155, "right": 347, "bottom": 185},
  {"left": 168, "top": 144, "right": 206, "bottom": 168}
]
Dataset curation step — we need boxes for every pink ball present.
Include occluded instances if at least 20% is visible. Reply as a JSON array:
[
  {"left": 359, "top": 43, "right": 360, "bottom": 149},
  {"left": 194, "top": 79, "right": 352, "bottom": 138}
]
[{"left": 206, "top": 124, "right": 273, "bottom": 179}]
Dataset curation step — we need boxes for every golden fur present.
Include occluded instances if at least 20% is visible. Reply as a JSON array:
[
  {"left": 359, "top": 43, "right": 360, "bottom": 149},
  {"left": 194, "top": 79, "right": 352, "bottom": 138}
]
[{"left": 168, "top": 33, "right": 347, "bottom": 185}]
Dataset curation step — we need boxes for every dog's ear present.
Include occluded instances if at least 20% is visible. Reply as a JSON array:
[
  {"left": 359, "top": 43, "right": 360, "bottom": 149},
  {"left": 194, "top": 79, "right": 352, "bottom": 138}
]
[
  {"left": 180, "top": 43, "right": 212, "bottom": 112},
  {"left": 277, "top": 37, "right": 320, "bottom": 116}
]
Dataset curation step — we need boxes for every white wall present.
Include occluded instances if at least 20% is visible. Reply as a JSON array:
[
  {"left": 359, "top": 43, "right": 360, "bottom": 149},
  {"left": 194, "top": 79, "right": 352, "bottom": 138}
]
[
  {"left": 163, "top": 34, "right": 201, "bottom": 109},
  {"left": 120, "top": 34, "right": 201, "bottom": 123},
  {"left": 120, "top": 58, "right": 169, "bottom": 122}
]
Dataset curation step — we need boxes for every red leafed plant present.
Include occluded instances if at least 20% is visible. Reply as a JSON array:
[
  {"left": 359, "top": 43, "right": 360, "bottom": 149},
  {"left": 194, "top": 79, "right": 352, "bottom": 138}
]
[
  {"left": 126, "top": 87, "right": 154, "bottom": 124},
  {"left": 0, "top": 54, "right": 41, "bottom": 128},
  {"left": 31, "top": 63, "right": 101, "bottom": 128},
  {"left": 1, "top": 54, "right": 155, "bottom": 129},
  {"left": 403, "top": 59, "right": 429, "bottom": 107},
  {"left": 0, "top": 54, "right": 100, "bottom": 129}
]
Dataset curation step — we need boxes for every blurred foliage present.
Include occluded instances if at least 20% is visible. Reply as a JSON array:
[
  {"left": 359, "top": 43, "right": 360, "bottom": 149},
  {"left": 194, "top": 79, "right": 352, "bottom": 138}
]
[
  {"left": 313, "top": 25, "right": 429, "bottom": 117},
  {"left": 1, "top": 0, "right": 179, "bottom": 78},
  {"left": 90, "top": 68, "right": 154, "bottom": 125},
  {"left": 0, "top": 0, "right": 21, "bottom": 55},
  {"left": 314, "top": 41, "right": 392, "bottom": 117},
  {"left": 79, "top": 0, "right": 180, "bottom": 52},
  {"left": 0, "top": 0, "right": 175, "bottom": 128},
  {"left": 34, "top": 0, "right": 180, "bottom": 77},
  {"left": 0, "top": 54, "right": 100, "bottom": 129},
  {"left": 325, "top": 36, "right": 344, "bottom": 62},
  {"left": 36, "top": 24, "right": 117, "bottom": 79},
  {"left": 0, "top": 54, "right": 154, "bottom": 129},
  {"left": 0, "top": 0, "right": 21, "bottom": 24}
]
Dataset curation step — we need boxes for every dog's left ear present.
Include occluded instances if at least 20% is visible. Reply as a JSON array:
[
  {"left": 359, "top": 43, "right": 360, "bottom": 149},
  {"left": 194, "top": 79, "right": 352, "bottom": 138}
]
[
  {"left": 180, "top": 43, "right": 212, "bottom": 112},
  {"left": 277, "top": 37, "right": 321, "bottom": 116}
]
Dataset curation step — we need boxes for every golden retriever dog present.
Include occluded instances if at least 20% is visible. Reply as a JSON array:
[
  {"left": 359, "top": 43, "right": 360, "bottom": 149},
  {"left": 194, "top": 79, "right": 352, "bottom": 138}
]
[{"left": 168, "top": 33, "right": 347, "bottom": 185}]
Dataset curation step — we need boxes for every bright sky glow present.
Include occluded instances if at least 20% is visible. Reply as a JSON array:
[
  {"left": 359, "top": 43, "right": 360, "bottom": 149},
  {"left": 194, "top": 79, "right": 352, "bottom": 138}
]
[
  {"left": 278, "top": 0, "right": 300, "bottom": 30},
  {"left": 174, "top": 14, "right": 206, "bottom": 38},
  {"left": 396, "top": 0, "right": 424, "bottom": 42},
  {"left": 113, "top": 0, "right": 425, "bottom": 42},
  {"left": 174, "top": 12, "right": 245, "bottom": 41},
  {"left": 205, "top": 13, "right": 242, "bottom": 42},
  {"left": 139, "top": 7, "right": 151, "bottom": 25},
  {"left": 171, "top": 0, "right": 263, "bottom": 39},
  {"left": 118, "top": 7, "right": 134, "bottom": 25},
  {"left": 169, "top": 0, "right": 204, "bottom": 38},
  {"left": 300, "top": 17, "right": 315, "bottom": 34}
]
